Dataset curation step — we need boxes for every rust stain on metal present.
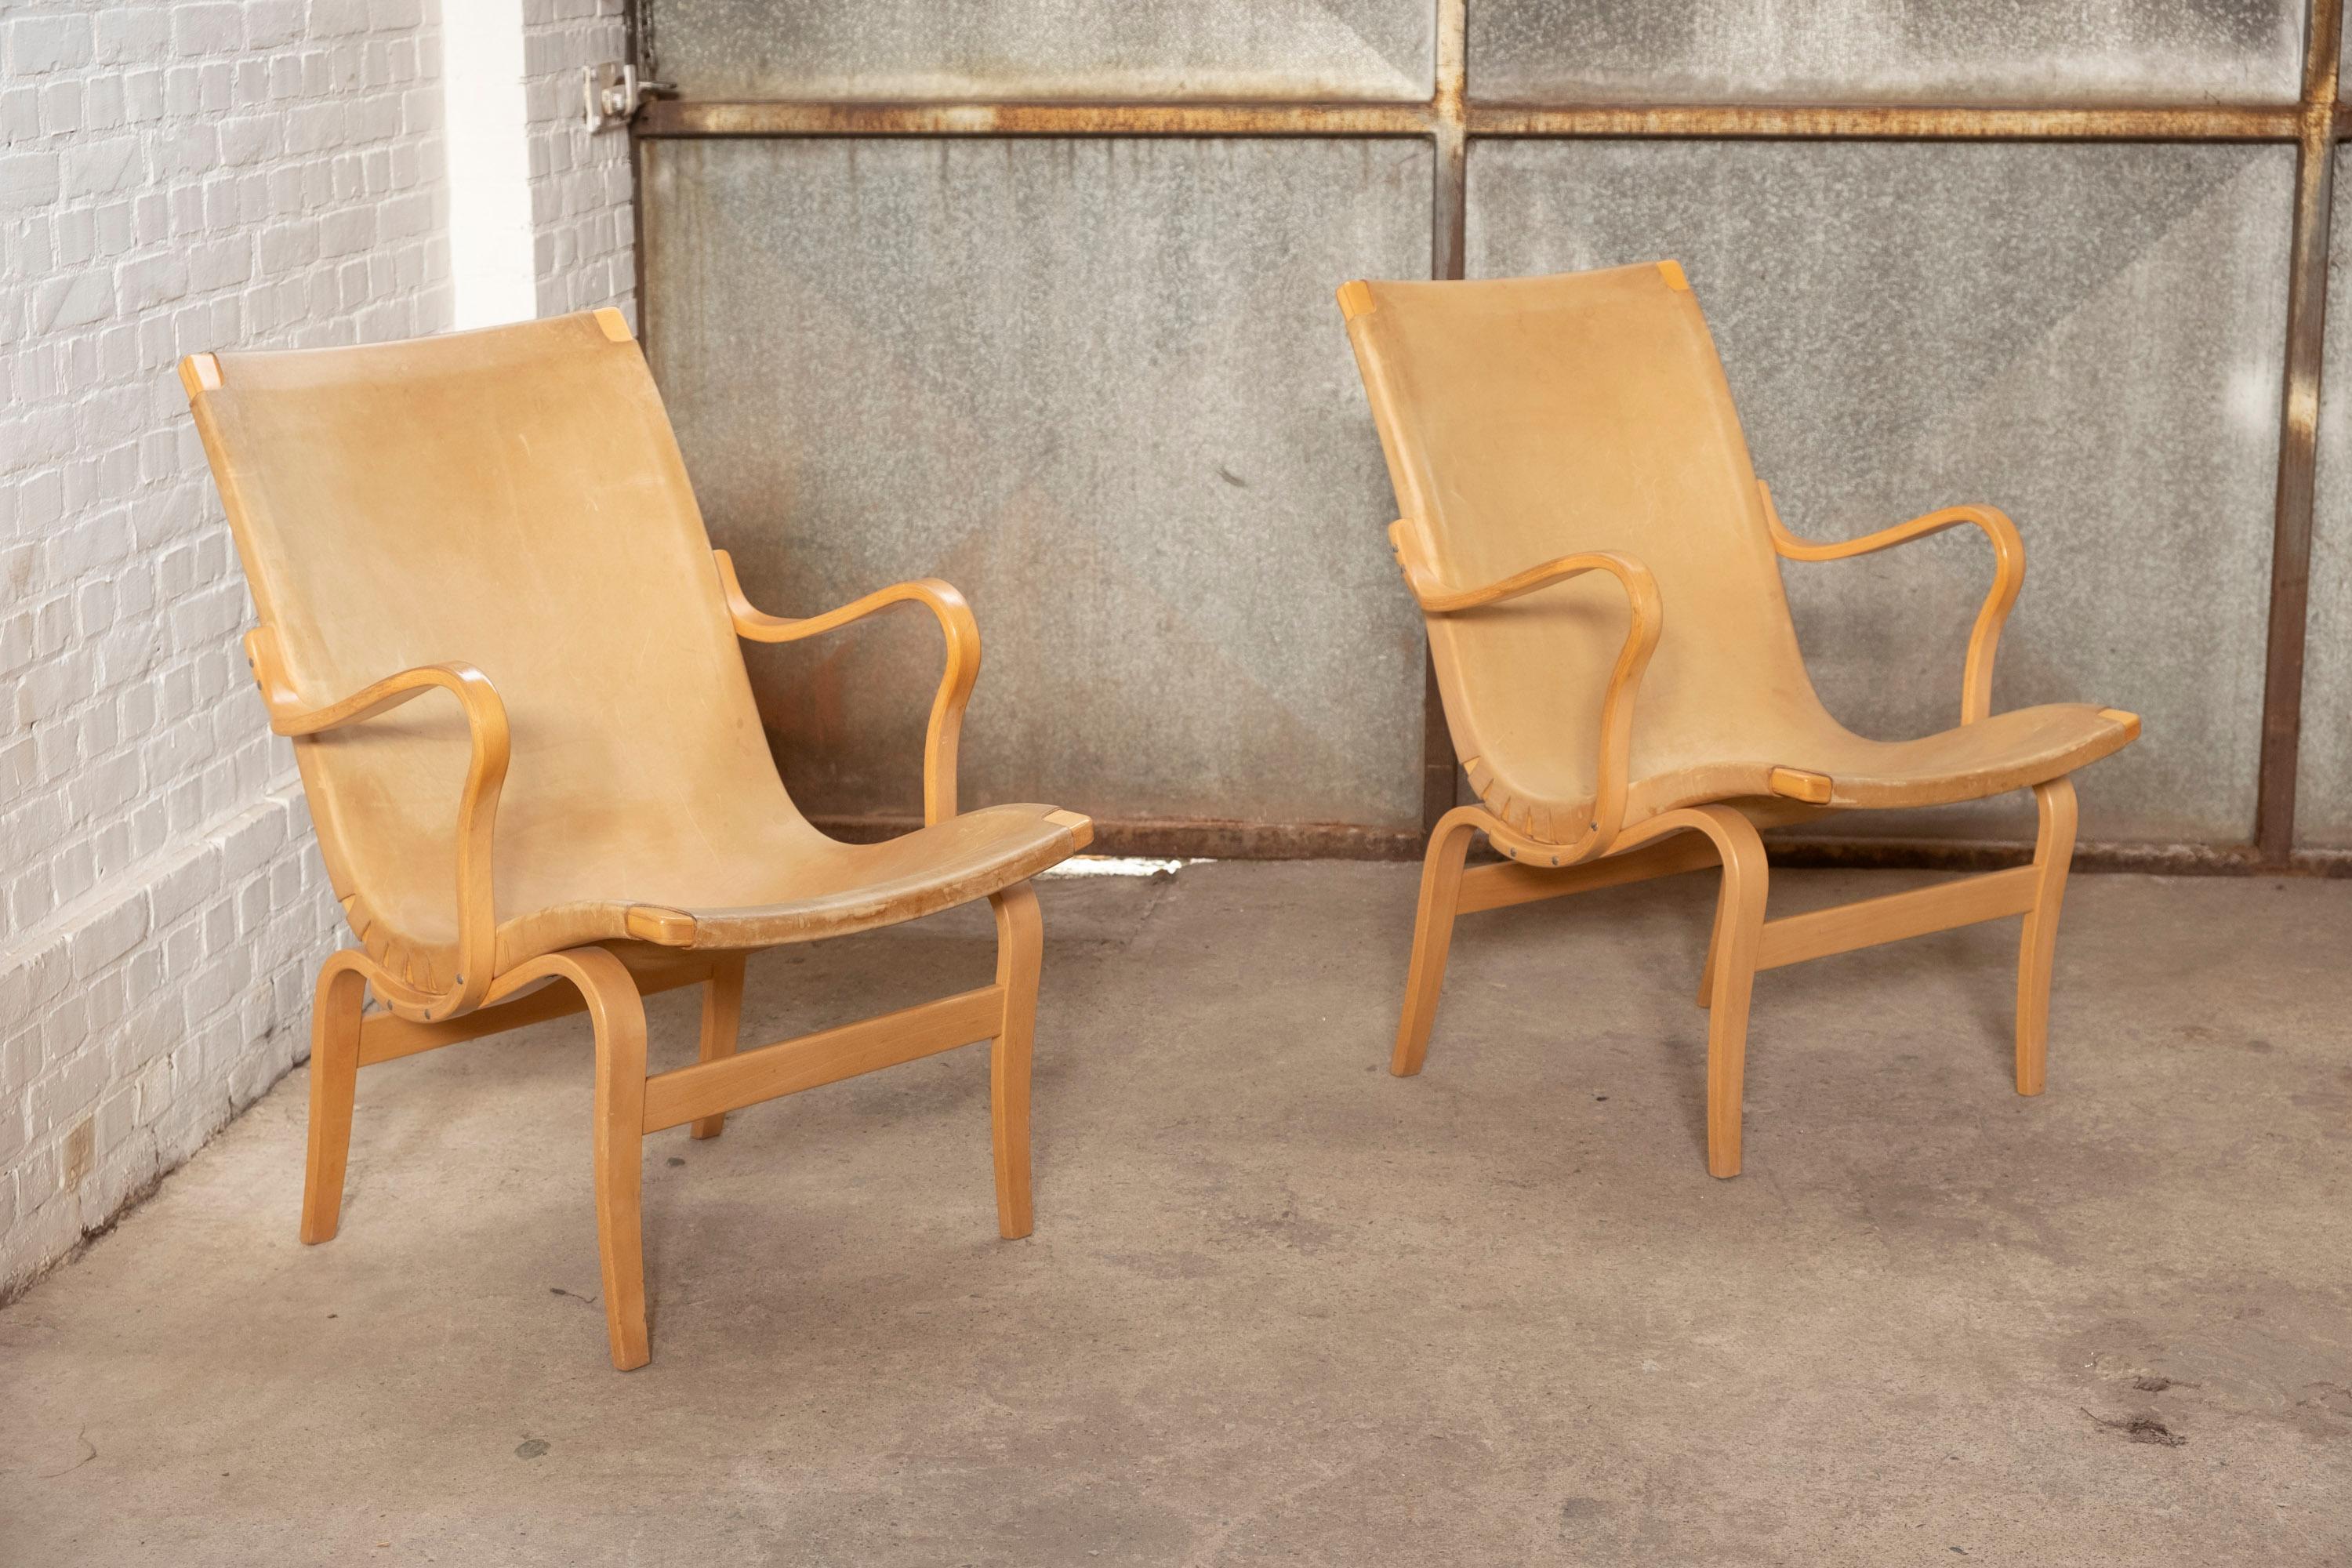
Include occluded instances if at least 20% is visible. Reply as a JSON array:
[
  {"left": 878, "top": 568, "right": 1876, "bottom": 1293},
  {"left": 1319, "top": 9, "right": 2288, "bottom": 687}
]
[
  {"left": 1466, "top": 102, "right": 2301, "bottom": 141},
  {"left": 2299, "top": 0, "right": 2344, "bottom": 108},
  {"left": 1758, "top": 837, "right": 2271, "bottom": 877},
  {"left": 640, "top": 99, "right": 1435, "bottom": 138},
  {"left": 2283, "top": 847, "right": 2352, "bottom": 878},
  {"left": 809, "top": 815, "right": 1422, "bottom": 861},
  {"left": 1432, "top": 0, "right": 1466, "bottom": 127},
  {"left": 806, "top": 816, "right": 2315, "bottom": 876},
  {"left": 641, "top": 100, "right": 2308, "bottom": 147}
]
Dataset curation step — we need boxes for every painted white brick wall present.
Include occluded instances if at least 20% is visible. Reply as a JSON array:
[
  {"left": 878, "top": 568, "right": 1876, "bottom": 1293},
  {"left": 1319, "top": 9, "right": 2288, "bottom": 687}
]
[
  {"left": 522, "top": 0, "right": 633, "bottom": 323},
  {"left": 0, "top": 0, "right": 639, "bottom": 1298},
  {"left": 0, "top": 0, "right": 454, "bottom": 1298}
]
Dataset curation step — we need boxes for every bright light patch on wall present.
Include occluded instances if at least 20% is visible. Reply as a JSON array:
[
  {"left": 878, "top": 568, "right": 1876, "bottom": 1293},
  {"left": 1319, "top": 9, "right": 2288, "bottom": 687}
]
[
  {"left": 444, "top": 0, "right": 536, "bottom": 328},
  {"left": 2227, "top": 358, "right": 2284, "bottom": 437}
]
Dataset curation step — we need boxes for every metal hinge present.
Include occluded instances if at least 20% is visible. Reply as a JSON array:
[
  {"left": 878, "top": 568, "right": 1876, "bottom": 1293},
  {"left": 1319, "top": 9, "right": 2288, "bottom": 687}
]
[{"left": 583, "top": 63, "right": 673, "bottom": 132}]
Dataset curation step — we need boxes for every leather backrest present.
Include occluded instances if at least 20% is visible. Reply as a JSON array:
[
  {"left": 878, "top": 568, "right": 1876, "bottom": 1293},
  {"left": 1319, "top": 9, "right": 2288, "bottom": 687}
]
[
  {"left": 183, "top": 312, "right": 794, "bottom": 965},
  {"left": 1340, "top": 263, "right": 1831, "bottom": 819}
]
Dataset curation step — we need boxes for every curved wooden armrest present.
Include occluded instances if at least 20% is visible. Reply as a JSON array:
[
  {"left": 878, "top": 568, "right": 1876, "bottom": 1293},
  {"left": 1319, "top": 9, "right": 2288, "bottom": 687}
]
[
  {"left": 713, "top": 549, "right": 979, "bottom": 824},
  {"left": 1758, "top": 481, "right": 2024, "bottom": 725},
  {"left": 243, "top": 628, "right": 509, "bottom": 1021},
  {"left": 1388, "top": 521, "right": 1663, "bottom": 858}
]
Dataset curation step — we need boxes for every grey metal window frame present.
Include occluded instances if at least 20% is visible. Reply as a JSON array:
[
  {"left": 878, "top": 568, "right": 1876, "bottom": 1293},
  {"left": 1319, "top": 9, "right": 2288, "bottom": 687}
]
[{"left": 628, "top": 0, "right": 2349, "bottom": 877}]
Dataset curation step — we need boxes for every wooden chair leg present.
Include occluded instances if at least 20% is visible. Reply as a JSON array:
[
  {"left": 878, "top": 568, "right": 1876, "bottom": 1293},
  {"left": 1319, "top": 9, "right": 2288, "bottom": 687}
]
[
  {"left": 989, "top": 882, "right": 1043, "bottom": 1240},
  {"left": 1392, "top": 807, "right": 1482, "bottom": 1076},
  {"left": 299, "top": 953, "right": 370, "bottom": 1244},
  {"left": 1696, "top": 881, "right": 1724, "bottom": 1007},
  {"left": 689, "top": 956, "right": 747, "bottom": 1140},
  {"left": 2016, "top": 775, "right": 2078, "bottom": 1098},
  {"left": 1696, "top": 809, "right": 1769, "bottom": 1178},
  {"left": 514, "top": 947, "right": 652, "bottom": 1370}
]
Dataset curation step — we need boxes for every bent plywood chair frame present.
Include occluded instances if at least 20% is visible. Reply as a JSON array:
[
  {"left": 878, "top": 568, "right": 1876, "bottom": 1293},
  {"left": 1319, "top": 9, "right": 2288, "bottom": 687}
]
[
  {"left": 1338, "top": 263, "right": 2141, "bottom": 1178},
  {"left": 181, "top": 310, "right": 1091, "bottom": 1369}
]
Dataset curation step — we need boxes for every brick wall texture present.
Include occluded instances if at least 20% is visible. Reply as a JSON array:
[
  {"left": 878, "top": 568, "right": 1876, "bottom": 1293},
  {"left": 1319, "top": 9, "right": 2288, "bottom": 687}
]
[
  {"left": 0, "top": 0, "right": 636, "bottom": 1296},
  {"left": 525, "top": 1, "right": 633, "bottom": 323}
]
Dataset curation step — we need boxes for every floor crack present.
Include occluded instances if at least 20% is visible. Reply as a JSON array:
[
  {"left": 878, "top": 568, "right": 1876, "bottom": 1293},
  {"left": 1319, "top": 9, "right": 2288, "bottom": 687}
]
[{"left": 38, "top": 1428, "right": 95, "bottom": 1479}]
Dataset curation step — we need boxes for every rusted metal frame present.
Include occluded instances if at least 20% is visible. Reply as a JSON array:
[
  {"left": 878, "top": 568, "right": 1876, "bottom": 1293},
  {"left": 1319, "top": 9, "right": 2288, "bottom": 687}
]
[
  {"left": 627, "top": 0, "right": 2348, "bottom": 873},
  {"left": 1466, "top": 103, "right": 2302, "bottom": 141},
  {"left": 1761, "top": 836, "right": 2278, "bottom": 879},
  {"left": 627, "top": 118, "right": 650, "bottom": 359},
  {"left": 808, "top": 814, "right": 1422, "bottom": 862},
  {"left": 635, "top": 103, "right": 2307, "bottom": 147},
  {"left": 623, "top": 0, "right": 646, "bottom": 340},
  {"left": 2255, "top": 0, "right": 2345, "bottom": 864},
  {"left": 811, "top": 813, "right": 2347, "bottom": 876},
  {"left": 637, "top": 100, "right": 1437, "bottom": 138}
]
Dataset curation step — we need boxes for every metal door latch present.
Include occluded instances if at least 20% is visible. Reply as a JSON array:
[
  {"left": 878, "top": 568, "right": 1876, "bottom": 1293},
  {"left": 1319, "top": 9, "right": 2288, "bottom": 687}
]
[{"left": 584, "top": 63, "right": 672, "bottom": 131}]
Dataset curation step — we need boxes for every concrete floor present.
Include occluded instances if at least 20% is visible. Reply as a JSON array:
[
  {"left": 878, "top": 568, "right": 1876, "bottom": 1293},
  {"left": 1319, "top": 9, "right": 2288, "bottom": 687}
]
[{"left": 1, "top": 861, "right": 2347, "bottom": 1566}]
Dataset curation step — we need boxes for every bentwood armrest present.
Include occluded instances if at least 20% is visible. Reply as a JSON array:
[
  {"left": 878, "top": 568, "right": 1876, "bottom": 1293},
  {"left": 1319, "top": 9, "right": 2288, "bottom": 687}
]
[
  {"left": 1387, "top": 520, "right": 1663, "bottom": 855},
  {"left": 1757, "top": 481, "right": 2024, "bottom": 726},
  {"left": 713, "top": 549, "right": 979, "bottom": 824},
  {"left": 242, "top": 627, "right": 510, "bottom": 1021}
]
